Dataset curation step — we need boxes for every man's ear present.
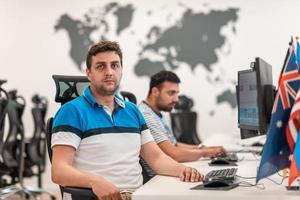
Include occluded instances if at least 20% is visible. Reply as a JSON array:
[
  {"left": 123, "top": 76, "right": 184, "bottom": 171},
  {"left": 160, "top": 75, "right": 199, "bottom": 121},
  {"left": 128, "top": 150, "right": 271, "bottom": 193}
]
[
  {"left": 152, "top": 87, "right": 159, "bottom": 97},
  {"left": 86, "top": 68, "right": 91, "bottom": 81}
]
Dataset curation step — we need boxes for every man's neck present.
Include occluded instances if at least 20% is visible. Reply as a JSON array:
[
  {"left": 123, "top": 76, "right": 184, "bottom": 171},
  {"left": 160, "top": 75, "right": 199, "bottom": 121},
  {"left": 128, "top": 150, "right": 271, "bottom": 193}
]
[
  {"left": 145, "top": 97, "right": 160, "bottom": 113},
  {"left": 90, "top": 87, "right": 115, "bottom": 111}
]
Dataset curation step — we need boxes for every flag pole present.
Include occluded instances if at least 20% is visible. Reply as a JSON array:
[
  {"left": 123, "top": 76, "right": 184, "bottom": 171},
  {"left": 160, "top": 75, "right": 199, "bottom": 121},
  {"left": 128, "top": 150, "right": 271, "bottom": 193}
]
[
  {"left": 278, "top": 36, "right": 294, "bottom": 86},
  {"left": 297, "top": 36, "right": 300, "bottom": 192}
]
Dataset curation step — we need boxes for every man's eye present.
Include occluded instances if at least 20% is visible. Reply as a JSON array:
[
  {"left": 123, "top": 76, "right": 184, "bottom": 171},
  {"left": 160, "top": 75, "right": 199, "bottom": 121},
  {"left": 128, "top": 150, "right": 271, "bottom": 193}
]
[
  {"left": 96, "top": 64, "right": 104, "bottom": 69},
  {"left": 112, "top": 63, "right": 120, "bottom": 69}
]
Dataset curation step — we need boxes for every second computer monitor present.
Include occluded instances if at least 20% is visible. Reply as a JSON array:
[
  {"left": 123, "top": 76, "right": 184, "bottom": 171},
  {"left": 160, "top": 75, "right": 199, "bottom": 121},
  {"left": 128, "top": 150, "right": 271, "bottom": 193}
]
[{"left": 237, "top": 57, "right": 274, "bottom": 139}]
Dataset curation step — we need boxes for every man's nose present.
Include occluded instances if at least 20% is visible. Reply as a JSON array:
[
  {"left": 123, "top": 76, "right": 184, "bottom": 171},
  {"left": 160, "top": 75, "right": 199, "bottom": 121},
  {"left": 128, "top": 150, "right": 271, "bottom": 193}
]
[
  {"left": 173, "top": 95, "right": 179, "bottom": 102},
  {"left": 104, "top": 66, "right": 114, "bottom": 75}
]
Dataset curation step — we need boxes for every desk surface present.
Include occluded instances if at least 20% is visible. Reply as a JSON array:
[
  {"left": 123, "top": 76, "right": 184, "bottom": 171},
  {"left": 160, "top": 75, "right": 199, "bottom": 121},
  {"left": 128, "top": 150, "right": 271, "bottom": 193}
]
[{"left": 133, "top": 153, "right": 300, "bottom": 200}]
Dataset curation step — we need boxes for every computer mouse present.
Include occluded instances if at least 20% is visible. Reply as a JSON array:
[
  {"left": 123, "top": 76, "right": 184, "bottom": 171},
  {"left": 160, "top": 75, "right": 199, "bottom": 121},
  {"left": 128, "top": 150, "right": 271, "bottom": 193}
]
[
  {"left": 203, "top": 179, "right": 232, "bottom": 187},
  {"left": 210, "top": 157, "right": 231, "bottom": 165},
  {"left": 251, "top": 142, "right": 263, "bottom": 147},
  {"left": 214, "top": 152, "right": 226, "bottom": 157}
]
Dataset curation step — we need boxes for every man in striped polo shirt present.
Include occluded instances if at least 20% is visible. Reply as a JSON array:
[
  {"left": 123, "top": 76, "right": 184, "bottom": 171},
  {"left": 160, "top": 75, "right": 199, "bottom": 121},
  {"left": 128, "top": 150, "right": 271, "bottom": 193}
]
[
  {"left": 51, "top": 41, "right": 203, "bottom": 200},
  {"left": 139, "top": 70, "right": 226, "bottom": 179}
]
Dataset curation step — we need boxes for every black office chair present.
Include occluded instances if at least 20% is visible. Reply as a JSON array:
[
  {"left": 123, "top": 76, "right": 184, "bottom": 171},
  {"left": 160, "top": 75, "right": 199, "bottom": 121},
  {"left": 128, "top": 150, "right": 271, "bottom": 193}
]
[
  {"left": 120, "top": 91, "right": 137, "bottom": 104},
  {"left": 0, "top": 89, "right": 36, "bottom": 199},
  {"left": 0, "top": 83, "right": 55, "bottom": 200},
  {"left": 0, "top": 80, "right": 10, "bottom": 188},
  {"left": 47, "top": 75, "right": 97, "bottom": 200},
  {"left": 24, "top": 94, "right": 48, "bottom": 184},
  {"left": 17, "top": 94, "right": 57, "bottom": 200},
  {"left": 171, "top": 95, "right": 201, "bottom": 145}
]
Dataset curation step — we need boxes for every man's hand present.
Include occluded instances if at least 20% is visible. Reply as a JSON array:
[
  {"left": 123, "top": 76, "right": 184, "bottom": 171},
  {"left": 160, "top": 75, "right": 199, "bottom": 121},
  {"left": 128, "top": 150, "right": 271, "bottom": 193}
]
[
  {"left": 179, "top": 167, "right": 204, "bottom": 182},
  {"left": 91, "top": 176, "right": 123, "bottom": 200},
  {"left": 201, "top": 146, "right": 227, "bottom": 157}
]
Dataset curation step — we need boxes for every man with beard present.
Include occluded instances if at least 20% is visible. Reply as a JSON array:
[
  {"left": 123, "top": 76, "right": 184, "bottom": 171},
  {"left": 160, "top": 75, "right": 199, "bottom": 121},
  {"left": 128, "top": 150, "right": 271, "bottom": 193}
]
[
  {"left": 139, "top": 70, "right": 226, "bottom": 180},
  {"left": 51, "top": 41, "right": 203, "bottom": 200}
]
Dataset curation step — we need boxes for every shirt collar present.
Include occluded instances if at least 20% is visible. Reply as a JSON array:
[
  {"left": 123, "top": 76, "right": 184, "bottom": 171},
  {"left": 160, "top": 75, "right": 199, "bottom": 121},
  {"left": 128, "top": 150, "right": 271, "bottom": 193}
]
[
  {"left": 83, "top": 86, "right": 125, "bottom": 108},
  {"left": 142, "top": 100, "right": 162, "bottom": 118}
]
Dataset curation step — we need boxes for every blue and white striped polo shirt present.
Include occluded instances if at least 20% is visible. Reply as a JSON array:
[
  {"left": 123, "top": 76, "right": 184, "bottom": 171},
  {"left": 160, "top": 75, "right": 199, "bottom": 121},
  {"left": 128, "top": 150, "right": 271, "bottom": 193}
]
[{"left": 51, "top": 86, "right": 153, "bottom": 193}]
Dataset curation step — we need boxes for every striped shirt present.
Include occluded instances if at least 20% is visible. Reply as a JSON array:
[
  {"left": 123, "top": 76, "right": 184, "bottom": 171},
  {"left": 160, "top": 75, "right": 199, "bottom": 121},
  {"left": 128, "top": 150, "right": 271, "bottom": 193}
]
[
  {"left": 138, "top": 101, "right": 177, "bottom": 145},
  {"left": 51, "top": 86, "right": 153, "bottom": 199},
  {"left": 138, "top": 101, "right": 177, "bottom": 178}
]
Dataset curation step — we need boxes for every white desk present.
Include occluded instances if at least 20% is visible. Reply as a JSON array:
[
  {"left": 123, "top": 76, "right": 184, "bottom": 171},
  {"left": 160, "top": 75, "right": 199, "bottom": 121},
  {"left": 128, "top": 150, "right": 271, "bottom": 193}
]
[{"left": 133, "top": 153, "right": 300, "bottom": 200}]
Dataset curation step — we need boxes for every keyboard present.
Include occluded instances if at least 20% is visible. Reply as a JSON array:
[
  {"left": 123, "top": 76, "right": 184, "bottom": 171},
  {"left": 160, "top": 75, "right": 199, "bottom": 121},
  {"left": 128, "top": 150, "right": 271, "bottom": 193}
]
[{"left": 204, "top": 168, "right": 238, "bottom": 182}]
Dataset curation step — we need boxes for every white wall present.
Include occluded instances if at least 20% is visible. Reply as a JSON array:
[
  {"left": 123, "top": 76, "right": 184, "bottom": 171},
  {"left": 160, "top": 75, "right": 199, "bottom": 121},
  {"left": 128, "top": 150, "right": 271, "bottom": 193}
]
[{"left": 0, "top": 0, "right": 300, "bottom": 141}]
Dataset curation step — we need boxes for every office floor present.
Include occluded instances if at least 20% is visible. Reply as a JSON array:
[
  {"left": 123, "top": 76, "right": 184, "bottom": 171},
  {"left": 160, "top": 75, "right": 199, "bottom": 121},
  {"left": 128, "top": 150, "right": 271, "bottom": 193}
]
[{"left": 1, "top": 160, "right": 61, "bottom": 200}]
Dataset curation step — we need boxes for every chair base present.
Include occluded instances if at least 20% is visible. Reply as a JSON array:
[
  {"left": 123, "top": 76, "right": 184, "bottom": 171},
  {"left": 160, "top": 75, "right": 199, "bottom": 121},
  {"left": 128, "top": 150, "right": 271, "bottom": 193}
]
[
  {"left": 0, "top": 186, "right": 34, "bottom": 200},
  {"left": 0, "top": 185, "right": 56, "bottom": 200},
  {"left": 25, "top": 186, "right": 56, "bottom": 200}
]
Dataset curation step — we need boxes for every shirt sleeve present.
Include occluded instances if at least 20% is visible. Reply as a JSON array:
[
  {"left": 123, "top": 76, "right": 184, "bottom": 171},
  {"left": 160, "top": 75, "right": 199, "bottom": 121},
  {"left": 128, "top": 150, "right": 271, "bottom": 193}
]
[
  {"left": 51, "top": 103, "right": 83, "bottom": 149},
  {"left": 140, "top": 109, "right": 169, "bottom": 144},
  {"left": 131, "top": 104, "right": 154, "bottom": 145}
]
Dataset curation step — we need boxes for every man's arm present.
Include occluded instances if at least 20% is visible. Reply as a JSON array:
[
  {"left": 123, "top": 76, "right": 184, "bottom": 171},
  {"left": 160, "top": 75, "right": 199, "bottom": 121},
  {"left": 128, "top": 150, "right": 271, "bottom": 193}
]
[
  {"left": 139, "top": 109, "right": 225, "bottom": 161},
  {"left": 176, "top": 142, "right": 198, "bottom": 149},
  {"left": 140, "top": 141, "right": 203, "bottom": 182},
  {"left": 51, "top": 145, "right": 123, "bottom": 200},
  {"left": 158, "top": 140, "right": 226, "bottom": 162}
]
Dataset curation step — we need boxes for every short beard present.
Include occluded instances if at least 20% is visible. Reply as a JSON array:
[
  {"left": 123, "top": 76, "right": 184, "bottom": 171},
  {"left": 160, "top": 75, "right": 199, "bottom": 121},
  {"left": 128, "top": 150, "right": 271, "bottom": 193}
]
[
  {"left": 156, "top": 102, "right": 174, "bottom": 112},
  {"left": 95, "top": 84, "right": 119, "bottom": 96},
  {"left": 159, "top": 106, "right": 173, "bottom": 112}
]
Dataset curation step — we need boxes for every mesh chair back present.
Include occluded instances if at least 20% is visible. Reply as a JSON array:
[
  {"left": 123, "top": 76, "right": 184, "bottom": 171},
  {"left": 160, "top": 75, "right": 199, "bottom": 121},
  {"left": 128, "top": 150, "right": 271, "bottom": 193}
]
[
  {"left": 120, "top": 91, "right": 137, "bottom": 104},
  {"left": 52, "top": 75, "right": 89, "bottom": 104},
  {"left": 31, "top": 94, "right": 48, "bottom": 140},
  {"left": 25, "top": 94, "right": 48, "bottom": 170}
]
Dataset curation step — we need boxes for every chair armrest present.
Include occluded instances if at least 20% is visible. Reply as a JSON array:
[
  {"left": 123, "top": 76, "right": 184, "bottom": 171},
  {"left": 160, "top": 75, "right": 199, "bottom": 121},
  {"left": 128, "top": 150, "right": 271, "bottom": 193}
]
[{"left": 61, "top": 186, "right": 97, "bottom": 198}]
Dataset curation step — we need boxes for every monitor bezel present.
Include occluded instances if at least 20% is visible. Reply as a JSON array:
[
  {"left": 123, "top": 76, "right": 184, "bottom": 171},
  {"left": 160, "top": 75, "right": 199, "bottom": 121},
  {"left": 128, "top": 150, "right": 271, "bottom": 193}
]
[{"left": 254, "top": 57, "right": 273, "bottom": 134}]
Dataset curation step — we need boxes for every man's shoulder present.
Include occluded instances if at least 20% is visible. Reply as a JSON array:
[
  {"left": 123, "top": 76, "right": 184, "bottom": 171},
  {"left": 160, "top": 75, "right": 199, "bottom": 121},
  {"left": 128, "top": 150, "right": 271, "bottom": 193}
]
[
  {"left": 54, "top": 96, "right": 87, "bottom": 117},
  {"left": 138, "top": 101, "right": 155, "bottom": 116},
  {"left": 62, "top": 96, "right": 85, "bottom": 107},
  {"left": 138, "top": 101, "right": 149, "bottom": 111}
]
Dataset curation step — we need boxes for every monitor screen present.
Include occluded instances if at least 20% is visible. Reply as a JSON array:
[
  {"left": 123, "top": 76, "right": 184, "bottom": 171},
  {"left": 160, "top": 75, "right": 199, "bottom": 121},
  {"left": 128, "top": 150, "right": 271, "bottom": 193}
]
[
  {"left": 237, "top": 57, "right": 274, "bottom": 139},
  {"left": 238, "top": 70, "right": 259, "bottom": 128}
]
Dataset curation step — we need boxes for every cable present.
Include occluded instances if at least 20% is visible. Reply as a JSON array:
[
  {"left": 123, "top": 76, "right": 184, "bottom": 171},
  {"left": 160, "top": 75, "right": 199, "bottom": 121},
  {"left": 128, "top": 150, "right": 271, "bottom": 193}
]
[
  {"left": 236, "top": 175, "right": 256, "bottom": 179},
  {"left": 238, "top": 181, "right": 265, "bottom": 190},
  {"left": 237, "top": 156, "right": 245, "bottom": 162},
  {"left": 251, "top": 152, "right": 261, "bottom": 161},
  {"left": 235, "top": 175, "right": 265, "bottom": 189},
  {"left": 266, "top": 176, "right": 287, "bottom": 185},
  {"left": 276, "top": 171, "right": 286, "bottom": 178},
  {"left": 236, "top": 172, "right": 287, "bottom": 188}
]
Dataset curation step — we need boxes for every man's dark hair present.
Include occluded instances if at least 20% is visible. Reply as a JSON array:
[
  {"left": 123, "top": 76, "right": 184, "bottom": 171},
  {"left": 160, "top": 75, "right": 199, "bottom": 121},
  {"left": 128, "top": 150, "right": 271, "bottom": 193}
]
[
  {"left": 86, "top": 41, "right": 123, "bottom": 69},
  {"left": 148, "top": 70, "right": 181, "bottom": 96}
]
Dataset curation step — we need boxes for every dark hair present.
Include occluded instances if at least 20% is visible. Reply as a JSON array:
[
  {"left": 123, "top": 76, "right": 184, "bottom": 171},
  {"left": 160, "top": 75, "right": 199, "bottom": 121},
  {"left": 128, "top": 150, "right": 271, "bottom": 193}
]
[
  {"left": 148, "top": 70, "right": 181, "bottom": 96},
  {"left": 86, "top": 41, "right": 123, "bottom": 69}
]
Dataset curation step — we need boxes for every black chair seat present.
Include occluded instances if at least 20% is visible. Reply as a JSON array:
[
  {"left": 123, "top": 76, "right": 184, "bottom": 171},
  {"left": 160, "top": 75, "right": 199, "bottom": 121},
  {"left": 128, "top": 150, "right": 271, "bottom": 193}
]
[{"left": 62, "top": 186, "right": 97, "bottom": 199}]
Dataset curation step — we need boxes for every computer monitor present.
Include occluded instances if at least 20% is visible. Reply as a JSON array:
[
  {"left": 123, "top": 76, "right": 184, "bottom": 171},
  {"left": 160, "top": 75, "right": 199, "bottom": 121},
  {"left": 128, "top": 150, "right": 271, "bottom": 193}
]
[{"left": 237, "top": 57, "right": 274, "bottom": 139}]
